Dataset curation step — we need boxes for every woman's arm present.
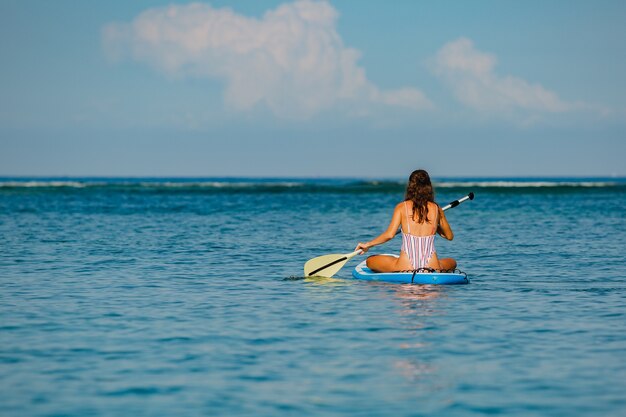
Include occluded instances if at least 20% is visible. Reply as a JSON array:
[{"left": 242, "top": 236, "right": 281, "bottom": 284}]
[
  {"left": 437, "top": 205, "right": 454, "bottom": 240},
  {"left": 356, "top": 204, "right": 402, "bottom": 253}
]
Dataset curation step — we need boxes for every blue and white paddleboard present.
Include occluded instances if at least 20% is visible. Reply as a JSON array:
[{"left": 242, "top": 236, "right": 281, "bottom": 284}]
[{"left": 352, "top": 257, "right": 469, "bottom": 285}]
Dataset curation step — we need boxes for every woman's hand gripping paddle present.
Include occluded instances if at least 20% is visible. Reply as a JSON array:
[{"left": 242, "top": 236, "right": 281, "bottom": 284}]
[{"left": 304, "top": 192, "right": 474, "bottom": 278}]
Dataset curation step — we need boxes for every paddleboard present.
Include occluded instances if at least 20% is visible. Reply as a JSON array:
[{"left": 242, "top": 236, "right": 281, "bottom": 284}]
[{"left": 352, "top": 257, "right": 469, "bottom": 285}]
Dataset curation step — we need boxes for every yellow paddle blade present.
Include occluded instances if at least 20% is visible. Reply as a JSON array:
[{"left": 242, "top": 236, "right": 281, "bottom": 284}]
[{"left": 304, "top": 250, "right": 361, "bottom": 278}]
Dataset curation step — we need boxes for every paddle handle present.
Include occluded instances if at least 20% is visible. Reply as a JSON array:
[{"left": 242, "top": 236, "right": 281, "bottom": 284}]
[{"left": 441, "top": 192, "right": 474, "bottom": 211}]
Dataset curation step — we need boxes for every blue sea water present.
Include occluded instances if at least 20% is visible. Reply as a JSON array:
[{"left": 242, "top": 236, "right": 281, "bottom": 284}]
[{"left": 1, "top": 177, "right": 625, "bottom": 417}]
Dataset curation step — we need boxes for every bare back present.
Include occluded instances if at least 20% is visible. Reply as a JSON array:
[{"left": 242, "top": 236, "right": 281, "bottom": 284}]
[{"left": 401, "top": 201, "right": 439, "bottom": 236}]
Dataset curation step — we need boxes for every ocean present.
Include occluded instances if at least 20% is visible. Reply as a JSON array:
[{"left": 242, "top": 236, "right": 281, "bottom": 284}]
[{"left": 1, "top": 177, "right": 625, "bottom": 416}]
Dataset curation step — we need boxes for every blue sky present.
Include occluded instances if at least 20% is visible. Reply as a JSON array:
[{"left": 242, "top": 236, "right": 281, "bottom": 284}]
[{"left": 1, "top": 0, "right": 625, "bottom": 177}]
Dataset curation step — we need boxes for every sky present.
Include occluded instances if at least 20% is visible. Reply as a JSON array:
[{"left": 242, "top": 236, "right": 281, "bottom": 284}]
[{"left": 1, "top": 0, "right": 625, "bottom": 178}]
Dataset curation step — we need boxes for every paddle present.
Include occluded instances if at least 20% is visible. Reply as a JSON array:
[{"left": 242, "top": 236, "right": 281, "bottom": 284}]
[{"left": 303, "top": 192, "right": 474, "bottom": 278}]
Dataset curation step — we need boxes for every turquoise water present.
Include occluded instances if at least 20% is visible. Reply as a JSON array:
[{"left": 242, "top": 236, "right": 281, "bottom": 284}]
[{"left": 1, "top": 178, "right": 625, "bottom": 416}]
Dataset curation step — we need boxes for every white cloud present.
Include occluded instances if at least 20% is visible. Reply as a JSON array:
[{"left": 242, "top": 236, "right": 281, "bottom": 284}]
[
  {"left": 432, "top": 37, "right": 583, "bottom": 115},
  {"left": 103, "top": 1, "right": 432, "bottom": 119}
]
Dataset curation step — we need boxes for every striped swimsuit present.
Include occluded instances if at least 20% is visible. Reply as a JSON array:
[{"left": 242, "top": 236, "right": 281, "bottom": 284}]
[{"left": 401, "top": 202, "right": 437, "bottom": 269}]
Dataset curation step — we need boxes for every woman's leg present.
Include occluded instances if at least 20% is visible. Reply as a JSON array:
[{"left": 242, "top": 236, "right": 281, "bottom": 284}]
[
  {"left": 366, "top": 255, "right": 402, "bottom": 272},
  {"left": 438, "top": 257, "right": 457, "bottom": 271}
]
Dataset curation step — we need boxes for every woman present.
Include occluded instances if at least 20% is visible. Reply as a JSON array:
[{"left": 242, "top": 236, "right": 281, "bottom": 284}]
[{"left": 355, "top": 169, "right": 456, "bottom": 272}]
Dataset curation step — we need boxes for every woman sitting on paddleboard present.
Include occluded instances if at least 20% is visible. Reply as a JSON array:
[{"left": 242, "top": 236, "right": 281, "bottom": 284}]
[{"left": 356, "top": 169, "right": 456, "bottom": 272}]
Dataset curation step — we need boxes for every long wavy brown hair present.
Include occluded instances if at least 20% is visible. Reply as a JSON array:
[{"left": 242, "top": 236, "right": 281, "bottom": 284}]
[{"left": 404, "top": 169, "right": 435, "bottom": 223}]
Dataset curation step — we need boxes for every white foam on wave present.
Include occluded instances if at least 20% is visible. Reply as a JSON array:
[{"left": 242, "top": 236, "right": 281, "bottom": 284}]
[
  {"left": 0, "top": 181, "right": 93, "bottom": 188},
  {"left": 1, "top": 179, "right": 621, "bottom": 189},
  {"left": 0, "top": 180, "right": 309, "bottom": 189},
  {"left": 435, "top": 181, "right": 620, "bottom": 188},
  {"left": 138, "top": 181, "right": 307, "bottom": 188}
]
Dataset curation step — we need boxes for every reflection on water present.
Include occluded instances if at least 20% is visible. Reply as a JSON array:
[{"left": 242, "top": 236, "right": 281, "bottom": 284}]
[
  {"left": 394, "top": 359, "right": 436, "bottom": 382},
  {"left": 303, "top": 276, "right": 347, "bottom": 286},
  {"left": 393, "top": 284, "right": 442, "bottom": 301},
  {"left": 377, "top": 283, "right": 445, "bottom": 319},
  {"left": 399, "top": 342, "right": 428, "bottom": 350}
]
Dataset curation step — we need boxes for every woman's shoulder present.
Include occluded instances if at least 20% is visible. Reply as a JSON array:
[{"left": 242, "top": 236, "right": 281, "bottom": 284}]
[
  {"left": 394, "top": 201, "right": 407, "bottom": 211},
  {"left": 397, "top": 199, "right": 418, "bottom": 208},
  {"left": 397, "top": 200, "right": 438, "bottom": 209}
]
